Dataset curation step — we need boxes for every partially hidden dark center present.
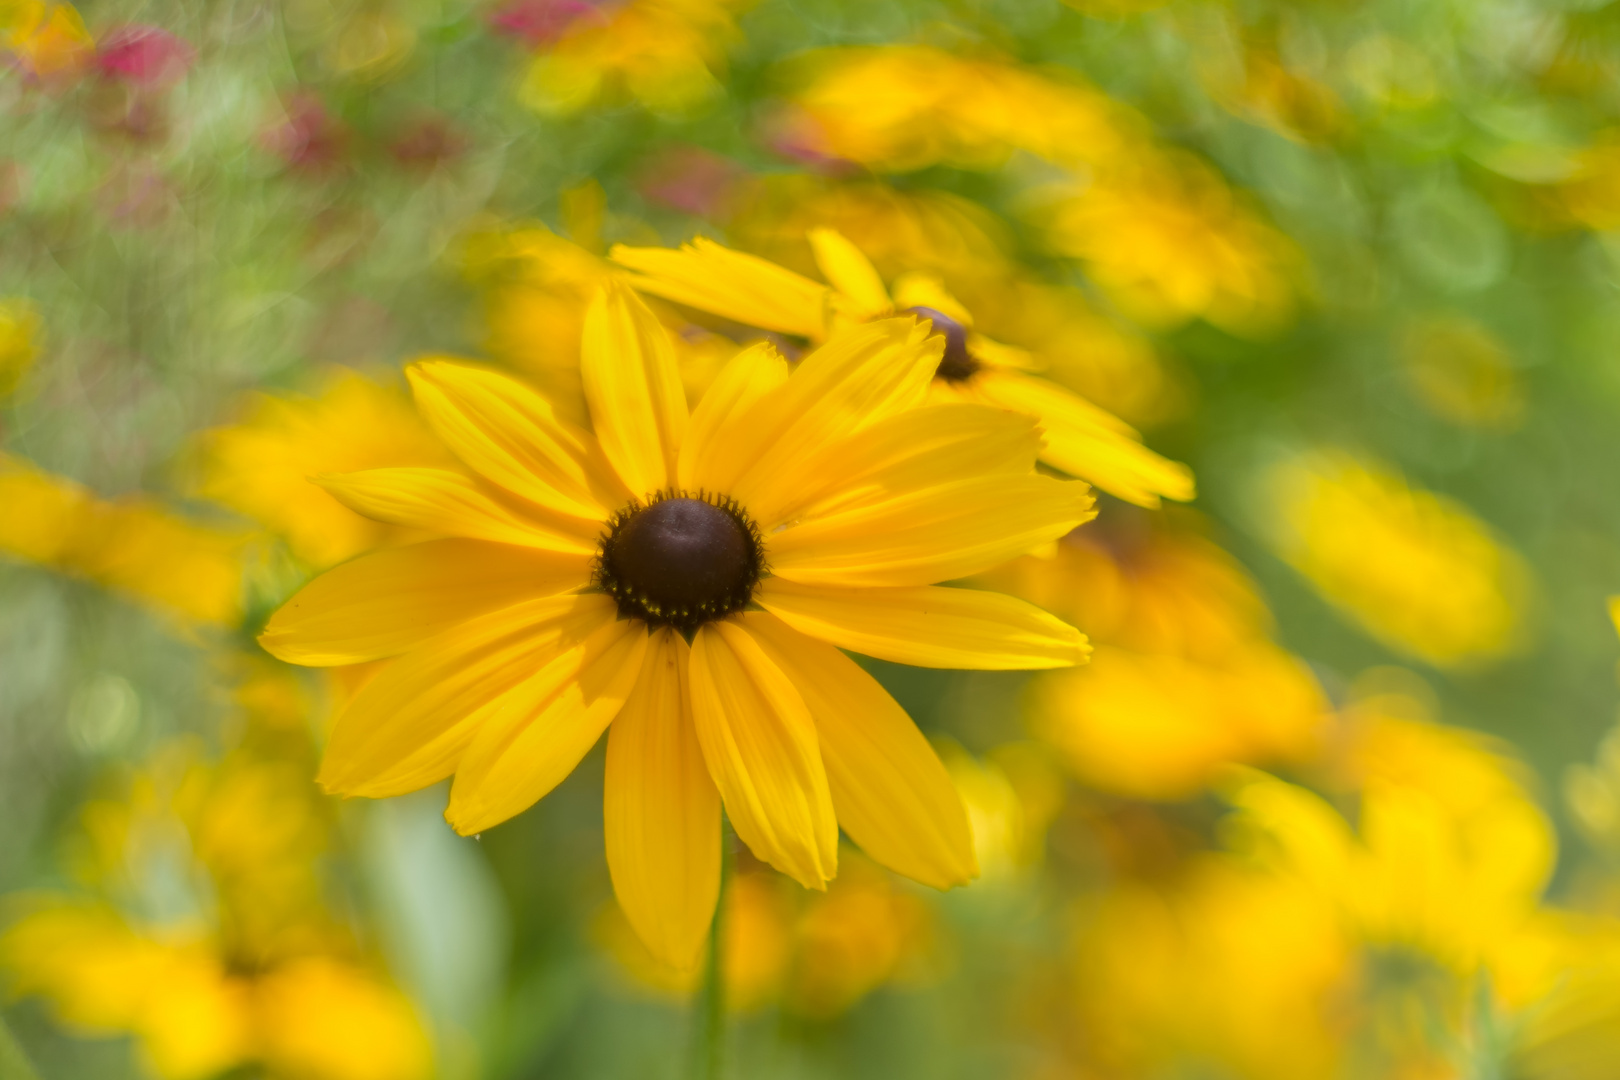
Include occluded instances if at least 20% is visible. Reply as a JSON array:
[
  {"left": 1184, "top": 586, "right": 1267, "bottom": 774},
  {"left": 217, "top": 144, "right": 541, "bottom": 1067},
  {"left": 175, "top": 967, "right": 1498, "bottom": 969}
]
[{"left": 903, "top": 305, "right": 980, "bottom": 383}]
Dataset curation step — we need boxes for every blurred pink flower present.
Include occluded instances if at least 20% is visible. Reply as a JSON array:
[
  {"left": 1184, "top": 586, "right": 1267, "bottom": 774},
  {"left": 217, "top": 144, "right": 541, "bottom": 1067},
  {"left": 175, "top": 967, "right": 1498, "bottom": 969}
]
[
  {"left": 637, "top": 145, "right": 746, "bottom": 217},
  {"left": 95, "top": 26, "right": 192, "bottom": 86},
  {"left": 263, "top": 92, "right": 348, "bottom": 173},
  {"left": 485, "top": 0, "right": 600, "bottom": 46}
]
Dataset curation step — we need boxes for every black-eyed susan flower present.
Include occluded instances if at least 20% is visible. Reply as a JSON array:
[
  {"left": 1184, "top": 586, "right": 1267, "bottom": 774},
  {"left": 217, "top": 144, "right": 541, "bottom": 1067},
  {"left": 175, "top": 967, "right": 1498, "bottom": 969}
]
[
  {"left": 611, "top": 229, "right": 1195, "bottom": 508},
  {"left": 259, "top": 285, "right": 1093, "bottom": 970}
]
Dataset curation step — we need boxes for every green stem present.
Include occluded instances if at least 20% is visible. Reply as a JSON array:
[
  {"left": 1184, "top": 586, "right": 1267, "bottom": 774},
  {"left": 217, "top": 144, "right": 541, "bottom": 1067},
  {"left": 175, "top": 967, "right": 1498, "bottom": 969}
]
[
  {"left": 0, "top": 1012, "right": 41, "bottom": 1080},
  {"left": 691, "top": 822, "right": 730, "bottom": 1080}
]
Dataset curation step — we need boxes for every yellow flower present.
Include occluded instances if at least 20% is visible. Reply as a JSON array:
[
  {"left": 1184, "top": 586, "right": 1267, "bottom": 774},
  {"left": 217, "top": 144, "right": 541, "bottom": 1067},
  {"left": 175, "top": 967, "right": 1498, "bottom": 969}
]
[
  {"left": 1038, "top": 151, "right": 1298, "bottom": 335},
  {"left": 987, "top": 526, "right": 1327, "bottom": 800},
  {"left": 0, "top": 0, "right": 92, "bottom": 80},
  {"left": 613, "top": 230, "right": 1194, "bottom": 507},
  {"left": 777, "top": 45, "right": 1134, "bottom": 174},
  {"left": 1262, "top": 449, "right": 1531, "bottom": 667},
  {"left": 940, "top": 740, "right": 1065, "bottom": 882},
  {"left": 191, "top": 368, "right": 455, "bottom": 569},
  {"left": 519, "top": 0, "right": 749, "bottom": 116},
  {"left": 1070, "top": 856, "right": 1352, "bottom": 1080},
  {"left": 0, "top": 453, "right": 247, "bottom": 627},
  {"left": 260, "top": 286, "right": 1093, "bottom": 970},
  {"left": 0, "top": 297, "right": 40, "bottom": 398},
  {"left": 599, "top": 850, "right": 938, "bottom": 1019}
]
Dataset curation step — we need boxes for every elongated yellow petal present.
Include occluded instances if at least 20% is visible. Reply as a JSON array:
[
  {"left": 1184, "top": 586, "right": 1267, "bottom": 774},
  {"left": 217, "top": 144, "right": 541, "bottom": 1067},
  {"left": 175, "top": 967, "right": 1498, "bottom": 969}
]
[
  {"left": 318, "top": 468, "right": 596, "bottom": 553},
  {"left": 808, "top": 228, "right": 892, "bottom": 319},
  {"left": 581, "top": 284, "right": 687, "bottom": 499},
  {"left": 445, "top": 617, "right": 647, "bottom": 834},
  {"left": 604, "top": 629, "right": 720, "bottom": 973},
  {"left": 318, "top": 593, "right": 617, "bottom": 798},
  {"left": 260, "top": 539, "right": 590, "bottom": 666},
  {"left": 768, "top": 474, "right": 1095, "bottom": 587},
  {"left": 743, "top": 612, "right": 976, "bottom": 889},
  {"left": 758, "top": 578, "right": 1089, "bottom": 670},
  {"left": 611, "top": 238, "right": 830, "bottom": 341},
  {"left": 688, "top": 620, "right": 837, "bottom": 889},
  {"left": 677, "top": 341, "right": 789, "bottom": 493},
  {"left": 407, "top": 358, "right": 627, "bottom": 520},
  {"left": 973, "top": 369, "right": 1195, "bottom": 507},
  {"left": 688, "top": 319, "right": 940, "bottom": 520},
  {"left": 753, "top": 403, "right": 1041, "bottom": 527}
]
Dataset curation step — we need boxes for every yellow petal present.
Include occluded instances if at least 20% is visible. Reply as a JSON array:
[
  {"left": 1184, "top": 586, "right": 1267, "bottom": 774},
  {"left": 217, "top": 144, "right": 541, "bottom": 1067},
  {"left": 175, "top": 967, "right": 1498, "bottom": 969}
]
[
  {"left": 689, "top": 319, "right": 940, "bottom": 521},
  {"left": 758, "top": 578, "right": 1089, "bottom": 670},
  {"left": 973, "top": 369, "right": 1195, "bottom": 507},
  {"left": 445, "top": 617, "right": 647, "bottom": 834},
  {"left": 604, "top": 628, "right": 721, "bottom": 972},
  {"left": 407, "top": 358, "right": 627, "bottom": 521},
  {"left": 677, "top": 341, "right": 789, "bottom": 492},
  {"left": 260, "top": 539, "right": 590, "bottom": 666},
  {"left": 743, "top": 612, "right": 976, "bottom": 889},
  {"left": 318, "top": 593, "right": 617, "bottom": 798},
  {"left": 611, "top": 238, "right": 830, "bottom": 341},
  {"left": 318, "top": 468, "right": 595, "bottom": 553},
  {"left": 808, "top": 228, "right": 892, "bottom": 320},
  {"left": 752, "top": 403, "right": 1042, "bottom": 527},
  {"left": 889, "top": 272, "right": 972, "bottom": 326},
  {"left": 581, "top": 284, "right": 687, "bottom": 499},
  {"left": 688, "top": 620, "right": 837, "bottom": 889},
  {"left": 768, "top": 474, "right": 1095, "bottom": 587}
]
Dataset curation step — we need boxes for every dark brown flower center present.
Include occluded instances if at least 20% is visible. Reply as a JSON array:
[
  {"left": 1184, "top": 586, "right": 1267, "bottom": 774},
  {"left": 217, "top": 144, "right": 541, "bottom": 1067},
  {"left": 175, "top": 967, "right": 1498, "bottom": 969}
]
[
  {"left": 594, "top": 491, "right": 764, "bottom": 636},
  {"left": 903, "top": 305, "right": 980, "bottom": 383}
]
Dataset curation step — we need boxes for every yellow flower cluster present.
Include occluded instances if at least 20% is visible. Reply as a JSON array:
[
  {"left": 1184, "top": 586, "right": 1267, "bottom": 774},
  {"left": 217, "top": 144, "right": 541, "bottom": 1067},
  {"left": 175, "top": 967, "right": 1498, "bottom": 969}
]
[
  {"left": 520, "top": 0, "right": 753, "bottom": 116},
  {"left": 988, "top": 517, "right": 1327, "bottom": 800},
  {"left": 1, "top": 662, "right": 430, "bottom": 1080},
  {"left": 780, "top": 45, "right": 1299, "bottom": 335}
]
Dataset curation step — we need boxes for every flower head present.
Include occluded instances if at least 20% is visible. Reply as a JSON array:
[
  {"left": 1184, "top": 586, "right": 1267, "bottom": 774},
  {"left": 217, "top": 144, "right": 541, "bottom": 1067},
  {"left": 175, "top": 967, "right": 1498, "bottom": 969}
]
[
  {"left": 261, "top": 285, "right": 1092, "bottom": 969},
  {"left": 612, "top": 230, "right": 1194, "bottom": 508}
]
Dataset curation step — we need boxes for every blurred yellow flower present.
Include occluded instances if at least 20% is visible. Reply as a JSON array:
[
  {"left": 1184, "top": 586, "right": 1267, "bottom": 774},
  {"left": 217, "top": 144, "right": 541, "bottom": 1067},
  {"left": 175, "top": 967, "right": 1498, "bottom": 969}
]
[
  {"left": 1070, "top": 856, "right": 1352, "bottom": 1080},
  {"left": 1400, "top": 316, "right": 1525, "bottom": 431},
  {"left": 191, "top": 368, "right": 455, "bottom": 569},
  {"left": 0, "top": 297, "right": 40, "bottom": 398},
  {"left": 1034, "top": 644, "right": 1325, "bottom": 801},
  {"left": 0, "top": 0, "right": 92, "bottom": 80},
  {"left": 1039, "top": 151, "right": 1299, "bottom": 335},
  {"left": 989, "top": 525, "right": 1327, "bottom": 800},
  {"left": 0, "top": 453, "right": 247, "bottom": 627},
  {"left": 1, "top": 733, "right": 430, "bottom": 1080},
  {"left": 600, "top": 849, "right": 939, "bottom": 1019},
  {"left": 777, "top": 45, "right": 1134, "bottom": 174},
  {"left": 614, "top": 230, "right": 1194, "bottom": 507},
  {"left": 519, "top": 0, "right": 750, "bottom": 115},
  {"left": 1263, "top": 449, "right": 1531, "bottom": 667},
  {"left": 940, "top": 741, "right": 1065, "bottom": 882}
]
